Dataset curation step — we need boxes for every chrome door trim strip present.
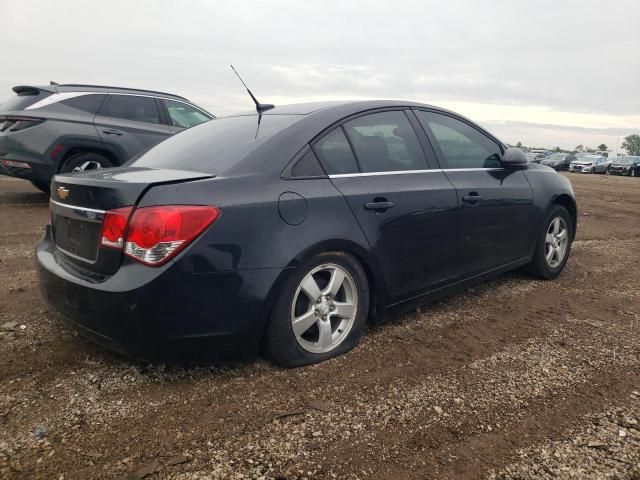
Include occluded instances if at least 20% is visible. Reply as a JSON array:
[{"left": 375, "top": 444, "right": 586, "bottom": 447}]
[
  {"left": 329, "top": 169, "right": 442, "bottom": 179},
  {"left": 328, "top": 167, "right": 504, "bottom": 179},
  {"left": 50, "top": 199, "right": 106, "bottom": 214},
  {"left": 50, "top": 199, "right": 106, "bottom": 222}
]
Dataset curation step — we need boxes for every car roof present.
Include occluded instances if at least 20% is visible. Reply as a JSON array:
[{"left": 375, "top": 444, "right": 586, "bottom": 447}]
[
  {"left": 12, "top": 84, "right": 190, "bottom": 102},
  {"left": 227, "top": 99, "right": 481, "bottom": 126},
  {"left": 207, "top": 99, "right": 507, "bottom": 175}
]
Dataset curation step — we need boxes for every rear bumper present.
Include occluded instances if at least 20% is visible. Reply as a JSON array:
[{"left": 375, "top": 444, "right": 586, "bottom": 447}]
[
  {"left": 0, "top": 152, "right": 55, "bottom": 184},
  {"left": 36, "top": 226, "right": 286, "bottom": 362}
]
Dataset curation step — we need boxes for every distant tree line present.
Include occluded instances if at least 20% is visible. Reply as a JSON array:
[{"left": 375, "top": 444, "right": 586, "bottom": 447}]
[{"left": 514, "top": 134, "right": 640, "bottom": 156}]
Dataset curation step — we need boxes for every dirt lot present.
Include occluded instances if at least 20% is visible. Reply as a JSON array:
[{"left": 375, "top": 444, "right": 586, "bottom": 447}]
[{"left": 0, "top": 172, "right": 638, "bottom": 480}]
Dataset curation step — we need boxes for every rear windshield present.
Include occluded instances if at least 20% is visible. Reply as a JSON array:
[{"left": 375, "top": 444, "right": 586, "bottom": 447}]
[
  {"left": 0, "top": 91, "right": 52, "bottom": 112},
  {"left": 133, "top": 114, "right": 302, "bottom": 173}
]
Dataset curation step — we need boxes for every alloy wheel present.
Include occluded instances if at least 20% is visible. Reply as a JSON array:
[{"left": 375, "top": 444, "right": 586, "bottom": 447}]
[
  {"left": 545, "top": 216, "right": 569, "bottom": 268},
  {"left": 73, "top": 160, "right": 103, "bottom": 173},
  {"left": 290, "top": 263, "right": 358, "bottom": 354}
]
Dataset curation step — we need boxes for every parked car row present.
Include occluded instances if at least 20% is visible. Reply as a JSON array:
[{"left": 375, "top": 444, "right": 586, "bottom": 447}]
[
  {"left": 568, "top": 154, "right": 640, "bottom": 176},
  {"left": 606, "top": 156, "right": 640, "bottom": 176},
  {"left": 0, "top": 83, "right": 213, "bottom": 192}
]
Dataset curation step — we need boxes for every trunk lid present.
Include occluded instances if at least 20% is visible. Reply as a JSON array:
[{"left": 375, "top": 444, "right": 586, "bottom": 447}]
[{"left": 50, "top": 167, "right": 213, "bottom": 275}]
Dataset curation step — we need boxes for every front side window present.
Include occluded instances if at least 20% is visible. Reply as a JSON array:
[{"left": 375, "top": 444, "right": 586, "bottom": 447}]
[
  {"left": 343, "top": 111, "right": 427, "bottom": 173},
  {"left": 99, "top": 95, "right": 161, "bottom": 124},
  {"left": 312, "top": 127, "right": 359, "bottom": 175},
  {"left": 163, "top": 99, "right": 210, "bottom": 128},
  {"left": 415, "top": 111, "right": 502, "bottom": 169}
]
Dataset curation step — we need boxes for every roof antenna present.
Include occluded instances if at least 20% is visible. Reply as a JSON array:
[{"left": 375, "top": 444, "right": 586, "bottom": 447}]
[{"left": 230, "top": 65, "right": 274, "bottom": 113}]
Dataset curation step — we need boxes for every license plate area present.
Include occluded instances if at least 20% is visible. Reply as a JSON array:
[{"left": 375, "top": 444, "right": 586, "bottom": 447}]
[{"left": 53, "top": 215, "right": 101, "bottom": 262}]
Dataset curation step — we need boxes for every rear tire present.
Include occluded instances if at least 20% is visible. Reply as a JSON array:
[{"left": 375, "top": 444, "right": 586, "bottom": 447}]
[
  {"left": 524, "top": 205, "right": 573, "bottom": 279},
  {"left": 59, "top": 152, "right": 113, "bottom": 174},
  {"left": 30, "top": 180, "right": 50, "bottom": 194},
  {"left": 266, "top": 251, "right": 369, "bottom": 367}
]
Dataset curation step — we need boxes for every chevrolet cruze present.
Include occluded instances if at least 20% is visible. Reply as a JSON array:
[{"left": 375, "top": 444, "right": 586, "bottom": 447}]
[{"left": 36, "top": 101, "right": 577, "bottom": 367}]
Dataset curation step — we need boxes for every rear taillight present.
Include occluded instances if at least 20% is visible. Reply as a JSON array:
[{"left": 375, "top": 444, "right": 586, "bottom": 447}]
[
  {"left": 100, "top": 207, "right": 133, "bottom": 249},
  {"left": 0, "top": 116, "right": 45, "bottom": 132},
  {"left": 100, "top": 205, "right": 220, "bottom": 266}
]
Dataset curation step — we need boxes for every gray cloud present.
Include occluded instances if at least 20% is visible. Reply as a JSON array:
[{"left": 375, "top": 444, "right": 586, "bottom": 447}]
[{"left": 0, "top": 0, "right": 638, "bottom": 148}]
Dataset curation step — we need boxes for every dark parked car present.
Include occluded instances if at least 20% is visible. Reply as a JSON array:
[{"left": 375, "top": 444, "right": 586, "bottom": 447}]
[
  {"left": 0, "top": 84, "right": 213, "bottom": 192},
  {"left": 607, "top": 156, "right": 640, "bottom": 176},
  {"left": 541, "top": 153, "right": 576, "bottom": 171},
  {"left": 526, "top": 152, "right": 546, "bottom": 163},
  {"left": 37, "top": 100, "right": 577, "bottom": 367}
]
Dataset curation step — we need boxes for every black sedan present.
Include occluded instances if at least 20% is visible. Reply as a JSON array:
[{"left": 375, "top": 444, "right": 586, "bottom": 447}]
[
  {"left": 607, "top": 156, "right": 640, "bottom": 176},
  {"left": 36, "top": 101, "right": 577, "bottom": 367},
  {"left": 541, "top": 153, "right": 577, "bottom": 171}
]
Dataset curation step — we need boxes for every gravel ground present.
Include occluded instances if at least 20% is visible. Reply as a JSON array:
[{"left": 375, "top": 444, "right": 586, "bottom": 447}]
[{"left": 0, "top": 172, "right": 638, "bottom": 480}]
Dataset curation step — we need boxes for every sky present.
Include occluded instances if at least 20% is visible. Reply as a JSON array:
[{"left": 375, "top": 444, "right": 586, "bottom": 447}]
[{"left": 0, "top": 0, "right": 638, "bottom": 151}]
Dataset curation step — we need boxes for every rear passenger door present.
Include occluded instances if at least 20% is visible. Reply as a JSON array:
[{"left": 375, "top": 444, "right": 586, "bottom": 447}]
[
  {"left": 95, "top": 94, "right": 171, "bottom": 161},
  {"left": 314, "top": 110, "right": 459, "bottom": 303},
  {"left": 414, "top": 110, "right": 534, "bottom": 277}
]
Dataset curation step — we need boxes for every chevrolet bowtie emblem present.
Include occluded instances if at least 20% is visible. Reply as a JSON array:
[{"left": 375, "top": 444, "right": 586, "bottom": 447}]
[{"left": 57, "top": 186, "right": 70, "bottom": 200}]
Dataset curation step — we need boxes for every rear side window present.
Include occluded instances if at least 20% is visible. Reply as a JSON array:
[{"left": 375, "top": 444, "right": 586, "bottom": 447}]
[
  {"left": 99, "top": 95, "right": 161, "bottom": 124},
  {"left": 343, "top": 111, "right": 427, "bottom": 172},
  {"left": 415, "top": 111, "right": 502, "bottom": 169},
  {"left": 163, "top": 99, "right": 210, "bottom": 128},
  {"left": 61, "top": 94, "right": 105, "bottom": 113},
  {"left": 290, "top": 148, "right": 325, "bottom": 177},
  {"left": 313, "top": 128, "right": 359, "bottom": 175}
]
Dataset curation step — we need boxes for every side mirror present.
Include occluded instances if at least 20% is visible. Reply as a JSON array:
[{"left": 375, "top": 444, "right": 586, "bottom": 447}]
[{"left": 503, "top": 147, "right": 528, "bottom": 166}]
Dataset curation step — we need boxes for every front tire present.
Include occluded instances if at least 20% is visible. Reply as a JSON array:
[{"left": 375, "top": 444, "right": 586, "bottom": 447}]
[
  {"left": 59, "top": 152, "right": 113, "bottom": 174},
  {"left": 266, "top": 251, "right": 370, "bottom": 367},
  {"left": 524, "top": 205, "right": 573, "bottom": 279}
]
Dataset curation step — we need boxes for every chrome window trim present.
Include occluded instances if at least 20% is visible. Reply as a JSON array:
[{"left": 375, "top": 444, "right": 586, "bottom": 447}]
[
  {"left": 27, "top": 91, "right": 212, "bottom": 118},
  {"left": 328, "top": 167, "right": 504, "bottom": 179}
]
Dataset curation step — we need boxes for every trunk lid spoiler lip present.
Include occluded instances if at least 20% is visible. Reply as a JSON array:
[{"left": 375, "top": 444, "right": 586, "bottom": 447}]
[{"left": 53, "top": 167, "right": 215, "bottom": 187}]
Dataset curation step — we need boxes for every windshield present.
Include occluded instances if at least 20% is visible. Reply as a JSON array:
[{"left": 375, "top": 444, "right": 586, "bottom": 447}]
[
  {"left": 548, "top": 154, "right": 566, "bottom": 160},
  {"left": 133, "top": 114, "right": 303, "bottom": 173}
]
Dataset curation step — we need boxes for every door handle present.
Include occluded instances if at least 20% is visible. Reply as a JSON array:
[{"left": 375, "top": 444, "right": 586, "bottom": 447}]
[
  {"left": 364, "top": 200, "right": 395, "bottom": 212},
  {"left": 462, "top": 193, "right": 483, "bottom": 204},
  {"left": 102, "top": 129, "right": 123, "bottom": 136}
]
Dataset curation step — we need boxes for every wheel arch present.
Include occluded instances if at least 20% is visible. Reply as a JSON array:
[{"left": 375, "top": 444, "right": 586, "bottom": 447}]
[
  {"left": 548, "top": 193, "right": 577, "bottom": 240},
  {"left": 256, "top": 239, "right": 387, "bottom": 355},
  {"left": 54, "top": 142, "right": 125, "bottom": 172}
]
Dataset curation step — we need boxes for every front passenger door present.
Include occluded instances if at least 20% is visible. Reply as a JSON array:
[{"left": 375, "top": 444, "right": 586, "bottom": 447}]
[
  {"left": 415, "top": 110, "right": 534, "bottom": 277},
  {"left": 314, "top": 110, "right": 459, "bottom": 303}
]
